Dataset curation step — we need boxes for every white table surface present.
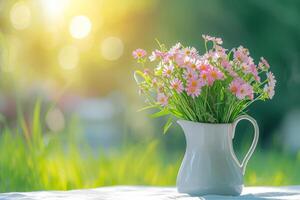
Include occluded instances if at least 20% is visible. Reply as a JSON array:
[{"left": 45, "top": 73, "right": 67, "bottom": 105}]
[{"left": 0, "top": 186, "right": 300, "bottom": 200}]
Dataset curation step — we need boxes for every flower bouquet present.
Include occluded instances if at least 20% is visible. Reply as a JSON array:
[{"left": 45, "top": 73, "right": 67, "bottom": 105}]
[
  {"left": 133, "top": 35, "right": 276, "bottom": 132},
  {"left": 132, "top": 35, "right": 276, "bottom": 195}
]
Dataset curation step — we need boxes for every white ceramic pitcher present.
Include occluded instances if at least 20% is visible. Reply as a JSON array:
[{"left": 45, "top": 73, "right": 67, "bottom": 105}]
[{"left": 177, "top": 115, "right": 259, "bottom": 196}]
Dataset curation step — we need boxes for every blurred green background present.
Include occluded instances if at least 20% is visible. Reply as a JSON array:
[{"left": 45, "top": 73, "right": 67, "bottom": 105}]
[{"left": 0, "top": 0, "right": 300, "bottom": 192}]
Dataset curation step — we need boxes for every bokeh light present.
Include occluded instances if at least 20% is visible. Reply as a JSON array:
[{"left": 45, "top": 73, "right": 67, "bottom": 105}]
[
  {"left": 10, "top": 1, "right": 31, "bottom": 30},
  {"left": 41, "top": 0, "right": 69, "bottom": 19},
  {"left": 69, "top": 15, "right": 92, "bottom": 39},
  {"left": 101, "top": 37, "right": 124, "bottom": 61},
  {"left": 46, "top": 108, "right": 65, "bottom": 132},
  {"left": 58, "top": 45, "right": 79, "bottom": 70}
]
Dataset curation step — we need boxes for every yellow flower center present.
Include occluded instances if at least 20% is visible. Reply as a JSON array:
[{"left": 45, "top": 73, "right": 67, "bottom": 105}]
[
  {"left": 200, "top": 65, "right": 207, "bottom": 70},
  {"left": 191, "top": 80, "right": 197, "bottom": 87},
  {"left": 211, "top": 71, "right": 217, "bottom": 79},
  {"left": 231, "top": 86, "right": 237, "bottom": 93}
]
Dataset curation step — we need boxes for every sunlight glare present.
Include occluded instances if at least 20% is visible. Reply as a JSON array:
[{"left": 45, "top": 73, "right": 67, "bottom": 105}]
[
  {"left": 41, "top": 0, "right": 69, "bottom": 19},
  {"left": 10, "top": 1, "right": 31, "bottom": 30},
  {"left": 101, "top": 37, "right": 124, "bottom": 61},
  {"left": 69, "top": 16, "right": 92, "bottom": 39},
  {"left": 58, "top": 45, "right": 79, "bottom": 70}
]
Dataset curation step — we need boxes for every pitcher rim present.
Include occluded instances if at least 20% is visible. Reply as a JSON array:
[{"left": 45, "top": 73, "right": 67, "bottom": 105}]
[{"left": 177, "top": 119, "right": 233, "bottom": 126}]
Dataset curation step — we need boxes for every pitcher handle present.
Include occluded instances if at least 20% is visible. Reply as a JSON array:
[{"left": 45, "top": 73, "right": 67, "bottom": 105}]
[{"left": 231, "top": 115, "right": 259, "bottom": 175}]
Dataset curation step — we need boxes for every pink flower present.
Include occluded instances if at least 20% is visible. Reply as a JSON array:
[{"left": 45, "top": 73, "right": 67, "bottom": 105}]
[
  {"left": 186, "top": 85, "right": 201, "bottom": 98},
  {"left": 170, "top": 78, "right": 184, "bottom": 93},
  {"left": 187, "top": 77, "right": 203, "bottom": 88},
  {"left": 184, "top": 57, "right": 201, "bottom": 70},
  {"left": 222, "top": 60, "right": 238, "bottom": 78},
  {"left": 181, "top": 56, "right": 190, "bottom": 68},
  {"left": 242, "top": 63, "right": 260, "bottom": 82},
  {"left": 206, "top": 46, "right": 227, "bottom": 62},
  {"left": 229, "top": 79, "right": 242, "bottom": 95},
  {"left": 229, "top": 79, "right": 253, "bottom": 100},
  {"left": 250, "top": 64, "right": 260, "bottom": 82},
  {"left": 133, "top": 49, "right": 147, "bottom": 59},
  {"left": 228, "top": 69, "right": 238, "bottom": 78},
  {"left": 236, "top": 83, "right": 253, "bottom": 100},
  {"left": 174, "top": 52, "right": 185, "bottom": 67},
  {"left": 259, "top": 57, "right": 270, "bottom": 70},
  {"left": 233, "top": 46, "right": 250, "bottom": 64},
  {"left": 263, "top": 72, "right": 276, "bottom": 99},
  {"left": 266, "top": 72, "right": 276, "bottom": 87},
  {"left": 207, "top": 50, "right": 219, "bottom": 61},
  {"left": 198, "top": 63, "right": 209, "bottom": 71},
  {"left": 202, "top": 35, "right": 214, "bottom": 41},
  {"left": 157, "top": 93, "right": 168, "bottom": 106},
  {"left": 202, "top": 35, "right": 223, "bottom": 45},
  {"left": 210, "top": 67, "right": 224, "bottom": 80},
  {"left": 221, "top": 59, "right": 237, "bottom": 77},
  {"left": 206, "top": 67, "right": 224, "bottom": 86},
  {"left": 214, "top": 38, "right": 223, "bottom": 45},
  {"left": 183, "top": 47, "right": 198, "bottom": 57},
  {"left": 183, "top": 68, "right": 198, "bottom": 79},
  {"left": 149, "top": 50, "right": 165, "bottom": 62},
  {"left": 162, "top": 52, "right": 174, "bottom": 64},
  {"left": 169, "top": 43, "right": 182, "bottom": 55},
  {"left": 186, "top": 77, "right": 203, "bottom": 98},
  {"left": 200, "top": 70, "right": 209, "bottom": 84},
  {"left": 241, "top": 64, "right": 250, "bottom": 73},
  {"left": 215, "top": 45, "right": 227, "bottom": 57},
  {"left": 263, "top": 84, "right": 275, "bottom": 99},
  {"left": 162, "top": 63, "right": 174, "bottom": 77}
]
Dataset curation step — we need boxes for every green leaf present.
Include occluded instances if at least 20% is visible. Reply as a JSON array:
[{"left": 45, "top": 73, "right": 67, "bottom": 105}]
[
  {"left": 32, "top": 98, "right": 43, "bottom": 149},
  {"left": 150, "top": 109, "right": 170, "bottom": 118},
  {"left": 133, "top": 70, "right": 146, "bottom": 84},
  {"left": 137, "top": 104, "right": 158, "bottom": 112},
  {"left": 163, "top": 117, "right": 173, "bottom": 134}
]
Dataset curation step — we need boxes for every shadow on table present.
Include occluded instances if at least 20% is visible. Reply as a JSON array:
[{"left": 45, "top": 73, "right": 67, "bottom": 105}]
[
  {"left": 198, "top": 191, "right": 300, "bottom": 200},
  {"left": 0, "top": 193, "right": 27, "bottom": 200}
]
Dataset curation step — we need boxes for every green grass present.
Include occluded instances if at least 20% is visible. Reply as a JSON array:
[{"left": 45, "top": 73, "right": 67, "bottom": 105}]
[
  {"left": 0, "top": 101, "right": 299, "bottom": 192},
  {"left": 0, "top": 126, "right": 178, "bottom": 191}
]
